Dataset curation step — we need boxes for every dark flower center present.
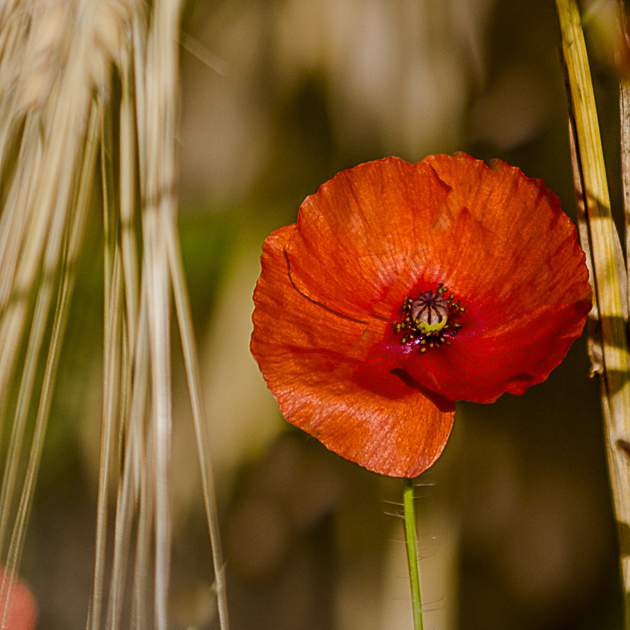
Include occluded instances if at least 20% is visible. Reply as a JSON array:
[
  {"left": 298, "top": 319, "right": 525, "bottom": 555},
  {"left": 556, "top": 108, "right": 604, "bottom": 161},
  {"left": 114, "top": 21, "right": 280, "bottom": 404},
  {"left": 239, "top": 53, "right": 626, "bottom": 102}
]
[
  {"left": 411, "top": 292, "right": 449, "bottom": 331},
  {"left": 393, "top": 284, "right": 465, "bottom": 352}
]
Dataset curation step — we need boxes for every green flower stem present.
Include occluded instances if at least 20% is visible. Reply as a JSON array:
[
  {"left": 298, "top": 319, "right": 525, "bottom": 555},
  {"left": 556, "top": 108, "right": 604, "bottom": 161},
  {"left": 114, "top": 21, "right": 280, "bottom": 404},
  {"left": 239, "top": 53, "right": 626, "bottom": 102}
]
[{"left": 403, "top": 477, "right": 424, "bottom": 630}]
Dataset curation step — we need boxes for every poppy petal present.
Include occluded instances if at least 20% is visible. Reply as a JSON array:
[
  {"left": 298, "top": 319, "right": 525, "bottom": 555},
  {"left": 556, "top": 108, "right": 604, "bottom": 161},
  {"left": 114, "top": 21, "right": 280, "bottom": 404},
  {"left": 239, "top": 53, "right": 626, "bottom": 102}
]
[
  {"left": 279, "top": 155, "right": 591, "bottom": 403},
  {"left": 251, "top": 225, "right": 455, "bottom": 477},
  {"left": 395, "top": 154, "right": 592, "bottom": 402},
  {"left": 284, "top": 157, "right": 454, "bottom": 323}
]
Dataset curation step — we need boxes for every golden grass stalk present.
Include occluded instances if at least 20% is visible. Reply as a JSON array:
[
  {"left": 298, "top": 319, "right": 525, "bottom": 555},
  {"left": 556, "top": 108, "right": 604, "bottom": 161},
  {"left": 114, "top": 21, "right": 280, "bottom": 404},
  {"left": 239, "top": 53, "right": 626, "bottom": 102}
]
[
  {"left": 0, "top": 0, "right": 110, "bottom": 621},
  {"left": 0, "top": 0, "right": 229, "bottom": 627},
  {"left": 556, "top": 0, "right": 630, "bottom": 624}
]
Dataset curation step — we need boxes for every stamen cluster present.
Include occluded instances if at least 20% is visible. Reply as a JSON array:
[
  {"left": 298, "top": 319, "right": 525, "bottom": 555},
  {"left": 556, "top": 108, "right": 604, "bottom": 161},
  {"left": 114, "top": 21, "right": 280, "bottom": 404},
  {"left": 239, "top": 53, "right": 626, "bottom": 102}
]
[{"left": 393, "top": 284, "right": 465, "bottom": 352}]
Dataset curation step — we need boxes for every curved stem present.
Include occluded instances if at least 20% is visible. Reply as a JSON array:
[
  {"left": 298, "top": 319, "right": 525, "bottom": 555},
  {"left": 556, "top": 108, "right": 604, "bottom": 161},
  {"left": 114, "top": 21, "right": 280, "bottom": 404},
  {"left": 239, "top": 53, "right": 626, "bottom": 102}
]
[{"left": 403, "top": 477, "right": 424, "bottom": 630}]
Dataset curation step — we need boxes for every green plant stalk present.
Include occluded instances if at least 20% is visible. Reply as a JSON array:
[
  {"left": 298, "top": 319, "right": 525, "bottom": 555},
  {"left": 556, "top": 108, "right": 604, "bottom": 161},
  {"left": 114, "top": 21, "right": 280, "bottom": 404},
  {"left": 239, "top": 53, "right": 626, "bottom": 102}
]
[
  {"left": 403, "top": 477, "right": 423, "bottom": 630},
  {"left": 556, "top": 0, "right": 630, "bottom": 624}
]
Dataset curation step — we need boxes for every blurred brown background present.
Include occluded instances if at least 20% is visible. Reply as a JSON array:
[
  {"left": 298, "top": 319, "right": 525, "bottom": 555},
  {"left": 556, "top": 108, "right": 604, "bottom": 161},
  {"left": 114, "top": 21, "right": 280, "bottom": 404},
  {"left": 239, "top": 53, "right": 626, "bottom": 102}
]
[{"left": 21, "top": 0, "right": 624, "bottom": 628}]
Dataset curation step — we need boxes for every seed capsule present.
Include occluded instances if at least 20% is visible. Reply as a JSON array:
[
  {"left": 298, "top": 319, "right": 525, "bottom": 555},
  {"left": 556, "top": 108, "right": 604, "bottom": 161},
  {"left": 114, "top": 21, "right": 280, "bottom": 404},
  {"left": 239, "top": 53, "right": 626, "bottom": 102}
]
[{"left": 411, "top": 291, "right": 449, "bottom": 332}]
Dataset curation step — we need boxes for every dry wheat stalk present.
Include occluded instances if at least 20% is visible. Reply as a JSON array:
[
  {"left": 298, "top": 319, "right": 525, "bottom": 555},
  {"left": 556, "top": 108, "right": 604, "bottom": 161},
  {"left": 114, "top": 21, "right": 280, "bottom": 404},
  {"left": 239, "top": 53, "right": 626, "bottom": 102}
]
[{"left": 0, "top": 0, "right": 228, "bottom": 627}]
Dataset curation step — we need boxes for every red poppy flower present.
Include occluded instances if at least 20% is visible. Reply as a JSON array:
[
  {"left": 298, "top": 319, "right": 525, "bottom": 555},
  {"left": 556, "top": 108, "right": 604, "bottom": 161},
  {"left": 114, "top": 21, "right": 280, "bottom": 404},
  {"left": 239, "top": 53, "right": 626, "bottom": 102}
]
[
  {"left": 0, "top": 569, "right": 37, "bottom": 630},
  {"left": 251, "top": 154, "right": 592, "bottom": 477}
]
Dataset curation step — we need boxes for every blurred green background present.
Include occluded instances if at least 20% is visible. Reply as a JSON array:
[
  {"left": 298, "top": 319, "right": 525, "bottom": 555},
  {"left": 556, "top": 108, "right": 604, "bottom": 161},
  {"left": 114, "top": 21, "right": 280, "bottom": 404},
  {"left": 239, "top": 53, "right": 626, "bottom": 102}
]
[{"left": 21, "top": 0, "right": 626, "bottom": 628}]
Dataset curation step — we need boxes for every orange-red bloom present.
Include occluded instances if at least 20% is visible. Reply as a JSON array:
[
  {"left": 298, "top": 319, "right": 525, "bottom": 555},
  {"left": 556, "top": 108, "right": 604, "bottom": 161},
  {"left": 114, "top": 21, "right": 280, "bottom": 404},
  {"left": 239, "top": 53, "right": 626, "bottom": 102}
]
[
  {"left": 251, "top": 154, "right": 592, "bottom": 477},
  {"left": 0, "top": 569, "right": 37, "bottom": 630}
]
